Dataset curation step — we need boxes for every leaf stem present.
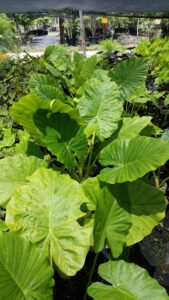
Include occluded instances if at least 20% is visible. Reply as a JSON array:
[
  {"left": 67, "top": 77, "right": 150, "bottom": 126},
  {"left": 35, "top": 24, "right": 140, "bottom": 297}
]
[
  {"left": 72, "top": 169, "right": 80, "bottom": 182},
  {"left": 78, "top": 159, "right": 85, "bottom": 182},
  {"left": 83, "top": 252, "right": 99, "bottom": 300},
  {"left": 152, "top": 171, "right": 159, "bottom": 188},
  {"left": 84, "top": 131, "right": 96, "bottom": 180},
  {"left": 125, "top": 100, "right": 129, "bottom": 113},
  {"left": 131, "top": 103, "right": 135, "bottom": 116}
]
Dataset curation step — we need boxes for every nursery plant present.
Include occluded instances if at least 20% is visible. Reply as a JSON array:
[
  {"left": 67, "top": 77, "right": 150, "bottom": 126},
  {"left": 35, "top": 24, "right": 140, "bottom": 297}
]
[
  {"left": 1, "top": 45, "right": 169, "bottom": 299},
  {"left": 135, "top": 37, "right": 169, "bottom": 86},
  {"left": 99, "top": 38, "right": 125, "bottom": 55}
]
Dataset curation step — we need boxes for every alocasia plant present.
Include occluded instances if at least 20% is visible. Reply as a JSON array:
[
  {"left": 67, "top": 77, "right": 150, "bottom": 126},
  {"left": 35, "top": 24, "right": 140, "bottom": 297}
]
[
  {"left": 0, "top": 45, "right": 169, "bottom": 299},
  {"left": 88, "top": 260, "right": 169, "bottom": 300}
]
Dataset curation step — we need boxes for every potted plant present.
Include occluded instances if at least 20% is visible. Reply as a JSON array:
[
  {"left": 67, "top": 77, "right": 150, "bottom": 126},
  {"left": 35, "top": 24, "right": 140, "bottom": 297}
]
[
  {"left": 84, "top": 16, "right": 99, "bottom": 44},
  {"left": 64, "top": 18, "right": 78, "bottom": 46}
]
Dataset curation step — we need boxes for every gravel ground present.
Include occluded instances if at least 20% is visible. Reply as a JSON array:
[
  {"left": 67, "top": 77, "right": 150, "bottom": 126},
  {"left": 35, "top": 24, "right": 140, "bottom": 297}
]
[{"left": 10, "top": 33, "right": 97, "bottom": 59}]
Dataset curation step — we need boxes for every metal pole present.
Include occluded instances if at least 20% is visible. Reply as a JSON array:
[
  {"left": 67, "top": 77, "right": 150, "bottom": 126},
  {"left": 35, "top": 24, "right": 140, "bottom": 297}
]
[
  {"left": 137, "top": 18, "right": 139, "bottom": 36},
  {"left": 79, "top": 10, "right": 86, "bottom": 57}
]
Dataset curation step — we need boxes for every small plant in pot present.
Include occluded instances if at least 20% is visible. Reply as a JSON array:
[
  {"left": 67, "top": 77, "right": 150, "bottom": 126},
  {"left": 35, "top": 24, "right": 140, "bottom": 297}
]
[
  {"left": 64, "top": 18, "right": 78, "bottom": 46},
  {"left": 84, "top": 16, "right": 99, "bottom": 44}
]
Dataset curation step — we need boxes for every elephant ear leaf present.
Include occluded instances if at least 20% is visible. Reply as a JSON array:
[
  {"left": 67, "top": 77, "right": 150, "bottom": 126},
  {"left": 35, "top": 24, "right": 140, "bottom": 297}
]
[
  {"left": 108, "top": 180, "right": 167, "bottom": 246},
  {"left": 29, "top": 73, "right": 66, "bottom": 101},
  {"left": 93, "top": 181, "right": 131, "bottom": 258},
  {"left": 73, "top": 55, "right": 97, "bottom": 88},
  {"left": 118, "top": 116, "right": 152, "bottom": 139},
  {"left": 0, "top": 155, "right": 47, "bottom": 207},
  {"left": 109, "top": 57, "right": 149, "bottom": 98},
  {"left": 34, "top": 109, "right": 87, "bottom": 172},
  {"left": 82, "top": 178, "right": 131, "bottom": 257},
  {"left": 29, "top": 73, "right": 60, "bottom": 91},
  {"left": 0, "top": 232, "right": 54, "bottom": 300},
  {"left": 99, "top": 136, "right": 169, "bottom": 184},
  {"left": 11, "top": 93, "right": 51, "bottom": 141},
  {"left": 78, "top": 78, "right": 122, "bottom": 141},
  {"left": 6, "top": 168, "right": 92, "bottom": 276},
  {"left": 88, "top": 260, "right": 169, "bottom": 300}
]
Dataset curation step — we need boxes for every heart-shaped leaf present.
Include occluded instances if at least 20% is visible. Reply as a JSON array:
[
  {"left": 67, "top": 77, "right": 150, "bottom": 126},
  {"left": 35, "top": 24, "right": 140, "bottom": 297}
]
[
  {"left": 82, "top": 178, "right": 131, "bottom": 257},
  {"left": 11, "top": 93, "right": 50, "bottom": 141},
  {"left": 107, "top": 180, "right": 166, "bottom": 246},
  {"left": 11, "top": 93, "right": 82, "bottom": 143},
  {"left": 109, "top": 57, "right": 149, "bottom": 98},
  {"left": 94, "top": 182, "right": 131, "bottom": 257},
  {"left": 78, "top": 78, "right": 122, "bottom": 141},
  {"left": 99, "top": 136, "right": 169, "bottom": 184},
  {"left": 88, "top": 260, "right": 169, "bottom": 300},
  {"left": 29, "top": 73, "right": 66, "bottom": 101},
  {"left": 6, "top": 168, "right": 93, "bottom": 276}
]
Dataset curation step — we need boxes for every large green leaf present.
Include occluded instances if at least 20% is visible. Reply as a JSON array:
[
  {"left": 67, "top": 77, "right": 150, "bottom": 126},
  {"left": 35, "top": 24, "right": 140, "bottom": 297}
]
[
  {"left": 33, "top": 109, "right": 87, "bottom": 171},
  {"left": 118, "top": 116, "right": 152, "bottom": 139},
  {"left": 29, "top": 73, "right": 60, "bottom": 91},
  {"left": 78, "top": 78, "right": 122, "bottom": 141},
  {"left": 11, "top": 93, "right": 81, "bottom": 143},
  {"left": 0, "top": 232, "right": 54, "bottom": 300},
  {"left": 94, "top": 181, "right": 131, "bottom": 257},
  {"left": 6, "top": 168, "right": 92, "bottom": 276},
  {"left": 44, "top": 45, "right": 70, "bottom": 68},
  {"left": 99, "top": 136, "right": 169, "bottom": 184},
  {"left": 0, "top": 155, "right": 46, "bottom": 207},
  {"left": 29, "top": 74, "right": 66, "bottom": 101},
  {"left": 33, "top": 85, "right": 66, "bottom": 101},
  {"left": 11, "top": 93, "right": 50, "bottom": 141},
  {"left": 82, "top": 178, "right": 131, "bottom": 257},
  {"left": 73, "top": 55, "right": 97, "bottom": 88},
  {"left": 109, "top": 57, "right": 149, "bottom": 98},
  {"left": 88, "top": 260, "right": 169, "bottom": 300},
  {"left": 107, "top": 180, "right": 166, "bottom": 246}
]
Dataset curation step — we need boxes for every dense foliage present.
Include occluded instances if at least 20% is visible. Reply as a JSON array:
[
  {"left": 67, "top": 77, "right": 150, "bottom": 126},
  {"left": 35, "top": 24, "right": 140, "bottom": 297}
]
[
  {"left": 0, "top": 55, "right": 45, "bottom": 105},
  {"left": 0, "top": 16, "right": 18, "bottom": 53},
  {"left": 135, "top": 37, "right": 169, "bottom": 85},
  {"left": 0, "top": 41, "right": 169, "bottom": 299}
]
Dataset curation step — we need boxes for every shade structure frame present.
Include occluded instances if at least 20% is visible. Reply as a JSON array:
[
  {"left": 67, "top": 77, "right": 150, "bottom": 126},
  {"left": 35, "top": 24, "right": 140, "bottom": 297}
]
[{"left": 0, "top": 0, "right": 169, "bottom": 13}]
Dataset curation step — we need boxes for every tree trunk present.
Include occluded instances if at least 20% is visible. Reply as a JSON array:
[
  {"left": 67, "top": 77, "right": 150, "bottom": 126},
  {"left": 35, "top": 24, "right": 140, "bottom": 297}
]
[{"left": 59, "top": 18, "right": 64, "bottom": 44}]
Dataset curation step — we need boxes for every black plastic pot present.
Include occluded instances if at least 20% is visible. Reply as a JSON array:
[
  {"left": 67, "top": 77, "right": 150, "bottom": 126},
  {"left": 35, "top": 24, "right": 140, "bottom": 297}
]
[
  {"left": 89, "top": 37, "right": 98, "bottom": 44},
  {"left": 66, "top": 37, "right": 76, "bottom": 46}
]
